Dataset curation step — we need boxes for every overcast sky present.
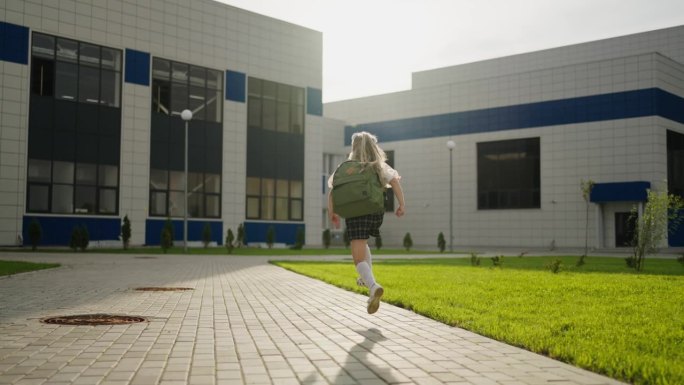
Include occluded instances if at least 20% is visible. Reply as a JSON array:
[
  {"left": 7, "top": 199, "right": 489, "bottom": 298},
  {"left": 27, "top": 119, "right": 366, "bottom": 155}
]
[{"left": 216, "top": 0, "right": 684, "bottom": 102}]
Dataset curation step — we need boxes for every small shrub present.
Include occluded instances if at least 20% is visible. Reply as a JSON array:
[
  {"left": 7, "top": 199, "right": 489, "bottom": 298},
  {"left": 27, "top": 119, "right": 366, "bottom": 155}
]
[
  {"left": 437, "top": 232, "right": 445, "bottom": 253},
  {"left": 28, "top": 219, "right": 42, "bottom": 251},
  {"left": 70, "top": 226, "right": 81, "bottom": 251},
  {"left": 225, "top": 228, "right": 235, "bottom": 254},
  {"left": 470, "top": 253, "right": 481, "bottom": 266},
  {"left": 160, "top": 218, "right": 174, "bottom": 253},
  {"left": 403, "top": 232, "right": 413, "bottom": 251},
  {"left": 266, "top": 226, "right": 275, "bottom": 248},
  {"left": 291, "top": 227, "right": 305, "bottom": 250},
  {"left": 576, "top": 255, "right": 587, "bottom": 267},
  {"left": 546, "top": 259, "right": 563, "bottom": 273},
  {"left": 625, "top": 256, "right": 637, "bottom": 269},
  {"left": 202, "top": 222, "right": 212, "bottom": 248},
  {"left": 237, "top": 223, "right": 245, "bottom": 247},
  {"left": 491, "top": 255, "right": 504, "bottom": 268},
  {"left": 79, "top": 225, "right": 89, "bottom": 251},
  {"left": 678, "top": 254, "right": 684, "bottom": 265},
  {"left": 518, "top": 251, "right": 527, "bottom": 258},
  {"left": 375, "top": 234, "right": 382, "bottom": 250},
  {"left": 322, "top": 229, "right": 331, "bottom": 249},
  {"left": 121, "top": 215, "right": 131, "bottom": 249}
]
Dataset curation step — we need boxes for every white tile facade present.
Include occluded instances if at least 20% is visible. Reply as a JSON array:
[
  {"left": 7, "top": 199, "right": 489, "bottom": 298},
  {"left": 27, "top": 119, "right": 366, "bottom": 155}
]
[{"left": 325, "top": 28, "right": 684, "bottom": 249}]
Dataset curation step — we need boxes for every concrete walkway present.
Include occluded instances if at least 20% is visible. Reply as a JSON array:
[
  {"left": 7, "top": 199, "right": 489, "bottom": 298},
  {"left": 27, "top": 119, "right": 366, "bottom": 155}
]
[{"left": 0, "top": 253, "right": 625, "bottom": 385}]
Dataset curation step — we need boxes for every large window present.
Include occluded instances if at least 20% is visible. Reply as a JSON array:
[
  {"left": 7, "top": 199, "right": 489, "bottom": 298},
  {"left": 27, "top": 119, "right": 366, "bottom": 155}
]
[
  {"left": 668, "top": 130, "right": 684, "bottom": 198},
  {"left": 27, "top": 33, "right": 122, "bottom": 215},
  {"left": 248, "top": 78, "right": 304, "bottom": 134},
  {"left": 477, "top": 137, "right": 540, "bottom": 210},
  {"left": 149, "top": 58, "right": 223, "bottom": 218},
  {"left": 245, "top": 77, "right": 305, "bottom": 221}
]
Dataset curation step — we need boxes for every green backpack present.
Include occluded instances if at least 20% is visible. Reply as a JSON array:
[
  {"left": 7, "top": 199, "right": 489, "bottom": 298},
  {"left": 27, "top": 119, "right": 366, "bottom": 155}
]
[{"left": 332, "top": 160, "right": 385, "bottom": 218}]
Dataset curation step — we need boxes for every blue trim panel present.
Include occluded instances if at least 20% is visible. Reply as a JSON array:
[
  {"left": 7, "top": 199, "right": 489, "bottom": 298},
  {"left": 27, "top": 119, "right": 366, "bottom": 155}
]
[
  {"left": 225, "top": 70, "right": 246, "bottom": 102},
  {"left": 124, "top": 49, "right": 150, "bottom": 86},
  {"left": 590, "top": 181, "right": 650, "bottom": 203},
  {"left": 307, "top": 87, "right": 322, "bottom": 116},
  {"left": 345, "top": 88, "right": 684, "bottom": 145},
  {"left": 244, "top": 222, "right": 305, "bottom": 245},
  {"left": 668, "top": 210, "right": 684, "bottom": 247},
  {"left": 145, "top": 219, "right": 223, "bottom": 246},
  {"left": 0, "top": 21, "right": 29, "bottom": 65},
  {"left": 23, "top": 216, "right": 121, "bottom": 246}
]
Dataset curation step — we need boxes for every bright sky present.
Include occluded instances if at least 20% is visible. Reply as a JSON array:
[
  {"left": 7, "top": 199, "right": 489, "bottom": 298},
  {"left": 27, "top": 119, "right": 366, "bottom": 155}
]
[{"left": 216, "top": 0, "right": 684, "bottom": 103}]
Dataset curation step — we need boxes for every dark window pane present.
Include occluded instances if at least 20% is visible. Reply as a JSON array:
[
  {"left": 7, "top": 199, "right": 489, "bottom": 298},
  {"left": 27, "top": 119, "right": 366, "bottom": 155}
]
[
  {"left": 55, "top": 62, "right": 77, "bottom": 101},
  {"left": 99, "top": 188, "right": 117, "bottom": 214},
  {"left": 27, "top": 159, "right": 51, "bottom": 182},
  {"left": 28, "top": 184, "right": 49, "bottom": 212},
  {"left": 171, "top": 62, "right": 188, "bottom": 83},
  {"left": 101, "top": 47, "right": 121, "bottom": 71},
  {"left": 152, "top": 79, "right": 170, "bottom": 114},
  {"left": 99, "top": 165, "right": 118, "bottom": 187},
  {"left": 207, "top": 70, "right": 221, "bottom": 90},
  {"left": 188, "top": 192, "right": 203, "bottom": 217},
  {"left": 150, "top": 169, "right": 168, "bottom": 190},
  {"left": 248, "top": 77, "right": 261, "bottom": 96},
  {"left": 76, "top": 163, "right": 97, "bottom": 185},
  {"left": 56, "top": 38, "right": 78, "bottom": 63},
  {"left": 75, "top": 186, "right": 96, "bottom": 214},
  {"left": 53, "top": 161, "right": 74, "bottom": 184},
  {"left": 150, "top": 191, "right": 167, "bottom": 216},
  {"left": 291, "top": 104, "right": 303, "bottom": 134},
  {"left": 189, "top": 85, "right": 205, "bottom": 120},
  {"left": 205, "top": 89, "right": 221, "bottom": 123},
  {"left": 152, "top": 57, "right": 170, "bottom": 80},
  {"left": 32, "top": 33, "right": 54, "bottom": 59},
  {"left": 246, "top": 197, "right": 260, "bottom": 219},
  {"left": 248, "top": 97, "right": 262, "bottom": 128},
  {"left": 276, "top": 101, "right": 289, "bottom": 132},
  {"left": 78, "top": 65, "right": 100, "bottom": 103},
  {"left": 206, "top": 194, "right": 220, "bottom": 217},
  {"left": 262, "top": 99, "right": 276, "bottom": 130},
  {"left": 171, "top": 82, "right": 188, "bottom": 116},
  {"left": 205, "top": 174, "right": 220, "bottom": 193},
  {"left": 189, "top": 66, "right": 205, "bottom": 88},
  {"left": 79, "top": 43, "right": 100, "bottom": 67},
  {"left": 169, "top": 191, "right": 185, "bottom": 217},
  {"left": 263, "top": 80, "right": 276, "bottom": 99},
  {"left": 100, "top": 70, "right": 120, "bottom": 107},
  {"left": 30, "top": 58, "right": 54, "bottom": 96}
]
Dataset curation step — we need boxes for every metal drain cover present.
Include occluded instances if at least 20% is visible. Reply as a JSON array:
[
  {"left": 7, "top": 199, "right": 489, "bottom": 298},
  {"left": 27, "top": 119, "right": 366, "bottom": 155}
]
[
  {"left": 134, "top": 287, "right": 194, "bottom": 291},
  {"left": 41, "top": 314, "right": 146, "bottom": 325}
]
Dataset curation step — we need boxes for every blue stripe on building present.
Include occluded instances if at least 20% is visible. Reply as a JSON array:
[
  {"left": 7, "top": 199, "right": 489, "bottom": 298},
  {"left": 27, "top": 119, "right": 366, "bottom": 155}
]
[
  {"left": 23, "top": 216, "right": 121, "bottom": 246},
  {"left": 590, "top": 181, "right": 650, "bottom": 203},
  {"left": 0, "top": 21, "right": 29, "bottom": 65},
  {"left": 145, "top": 219, "right": 223, "bottom": 246},
  {"left": 345, "top": 88, "right": 684, "bottom": 145},
  {"left": 244, "top": 222, "right": 305, "bottom": 245},
  {"left": 124, "top": 49, "right": 150, "bottom": 86},
  {"left": 226, "top": 70, "right": 246, "bottom": 102},
  {"left": 307, "top": 87, "right": 322, "bottom": 116}
]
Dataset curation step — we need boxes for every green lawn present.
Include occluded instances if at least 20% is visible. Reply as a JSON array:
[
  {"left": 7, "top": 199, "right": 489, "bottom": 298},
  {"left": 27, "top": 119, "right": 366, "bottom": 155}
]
[
  {"left": 273, "top": 256, "right": 684, "bottom": 385},
  {"left": 0, "top": 260, "right": 60, "bottom": 276}
]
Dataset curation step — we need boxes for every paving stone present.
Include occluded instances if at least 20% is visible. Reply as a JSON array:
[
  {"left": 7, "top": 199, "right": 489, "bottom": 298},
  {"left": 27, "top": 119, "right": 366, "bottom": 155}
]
[{"left": 0, "top": 253, "right": 628, "bottom": 385}]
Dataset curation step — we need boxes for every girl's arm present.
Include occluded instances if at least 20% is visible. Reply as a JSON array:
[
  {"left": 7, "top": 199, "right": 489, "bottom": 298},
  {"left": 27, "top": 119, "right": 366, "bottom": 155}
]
[
  {"left": 390, "top": 178, "right": 405, "bottom": 217},
  {"left": 327, "top": 190, "right": 340, "bottom": 228}
]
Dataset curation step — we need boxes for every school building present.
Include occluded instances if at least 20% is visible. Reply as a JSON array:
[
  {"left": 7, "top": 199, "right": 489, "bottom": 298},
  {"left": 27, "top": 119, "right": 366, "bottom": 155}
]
[{"left": 1, "top": 0, "right": 683, "bottom": 250}]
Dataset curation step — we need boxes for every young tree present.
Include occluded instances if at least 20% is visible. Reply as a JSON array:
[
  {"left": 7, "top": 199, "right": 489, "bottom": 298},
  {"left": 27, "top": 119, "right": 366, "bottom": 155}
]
[
  {"left": 160, "top": 218, "right": 174, "bottom": 253},
  {"left": 202, "top": 222, "right": 212, "bottom": 248},
  {"left": 322, "top": 229, "right": 331, "bottom": 249},
  {"left": 291, "top": 227, "right": 305, "bottom": 250},
  {"left": 28, "top": 219, "right": 42, "bottom": 251},
  {"left": 237, "top": 223, "right": 245, "bottom": 247},
  {"left": 266, "top": 226, "right": 275, "bottom": 248},
  {"left": 628, "top": 188, "right": 684, "bottom": 271},
  {"left": 403, "top": 232, "right": 413, "bottom": 251},
  {"left": 437, "top": 232, "right": 445, "bottom": 253},
  {"left": 70, "top": 226, "right": 81, "bottom": 251},
  {"left": 578, "top": 179, "right": 595, "bottom": 266},
  {"left": 375, "top": 234, "right": 382, "bottom": 250},
  {"left": 225, "top": 228, "right": 235, "bottom": 254},
  {"left": 121, "top": 215, "right": 131, "bottom": 250},
  {"left": 79, "top": 225, "right": 89, "bottom": 251}
]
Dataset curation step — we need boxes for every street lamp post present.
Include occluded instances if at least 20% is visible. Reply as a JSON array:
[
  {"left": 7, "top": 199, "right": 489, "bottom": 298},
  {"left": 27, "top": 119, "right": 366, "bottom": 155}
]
[
  {"left": 181, "top": 109, "right": 193, "bottom": 253},
  {"left": 446, "top": 140, "right": 456, "bottom": 253}
]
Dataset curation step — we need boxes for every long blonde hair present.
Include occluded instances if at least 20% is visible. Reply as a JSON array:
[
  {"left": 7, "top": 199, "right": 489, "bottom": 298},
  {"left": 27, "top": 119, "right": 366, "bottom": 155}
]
[{"left": 348, "top": 131, "right": 386, "bottom": 175}]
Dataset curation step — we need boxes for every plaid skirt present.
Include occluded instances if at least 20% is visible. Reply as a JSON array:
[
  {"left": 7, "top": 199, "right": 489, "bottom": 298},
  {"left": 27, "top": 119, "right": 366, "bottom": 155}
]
[{"left": 345, "top": 211, "right": 385, "bottom": 240}]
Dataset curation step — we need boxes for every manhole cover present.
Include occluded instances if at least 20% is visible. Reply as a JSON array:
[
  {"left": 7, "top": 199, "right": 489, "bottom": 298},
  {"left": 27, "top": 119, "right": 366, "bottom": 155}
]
[
  {"left": 134, "top": 287, "right": 193, "bottom": 291},
  {"left": 41, "top": 314, "right": 146, "bottom": 325}
]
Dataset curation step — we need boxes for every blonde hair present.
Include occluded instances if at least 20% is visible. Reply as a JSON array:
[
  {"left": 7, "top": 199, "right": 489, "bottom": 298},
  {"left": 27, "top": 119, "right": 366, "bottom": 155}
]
[{"left": 348, "top": 131, "right": 387, "bottom": 175}]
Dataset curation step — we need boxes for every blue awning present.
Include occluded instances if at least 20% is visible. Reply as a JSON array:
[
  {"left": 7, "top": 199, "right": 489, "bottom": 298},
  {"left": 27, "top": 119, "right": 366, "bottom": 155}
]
[{"left": 590, "top": 181, "right": 650, "bottom": 203}]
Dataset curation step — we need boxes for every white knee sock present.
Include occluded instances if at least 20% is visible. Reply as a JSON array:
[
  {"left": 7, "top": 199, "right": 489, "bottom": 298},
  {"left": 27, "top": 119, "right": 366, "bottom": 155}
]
[
  {"left": 355, "top": 261, "right": 376, "bottom": 289},
  {"left": 365, "top": 244, "right": 372, "bottom": 268}
]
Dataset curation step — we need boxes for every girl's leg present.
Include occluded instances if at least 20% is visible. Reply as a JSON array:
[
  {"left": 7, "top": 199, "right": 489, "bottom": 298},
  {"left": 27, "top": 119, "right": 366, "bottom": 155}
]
[
  {"left": 352, "top": 239, "right": 376, "bottom": 289},
  {"left": 356, "top": 244, "right": 374, "bottom": 287}
]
